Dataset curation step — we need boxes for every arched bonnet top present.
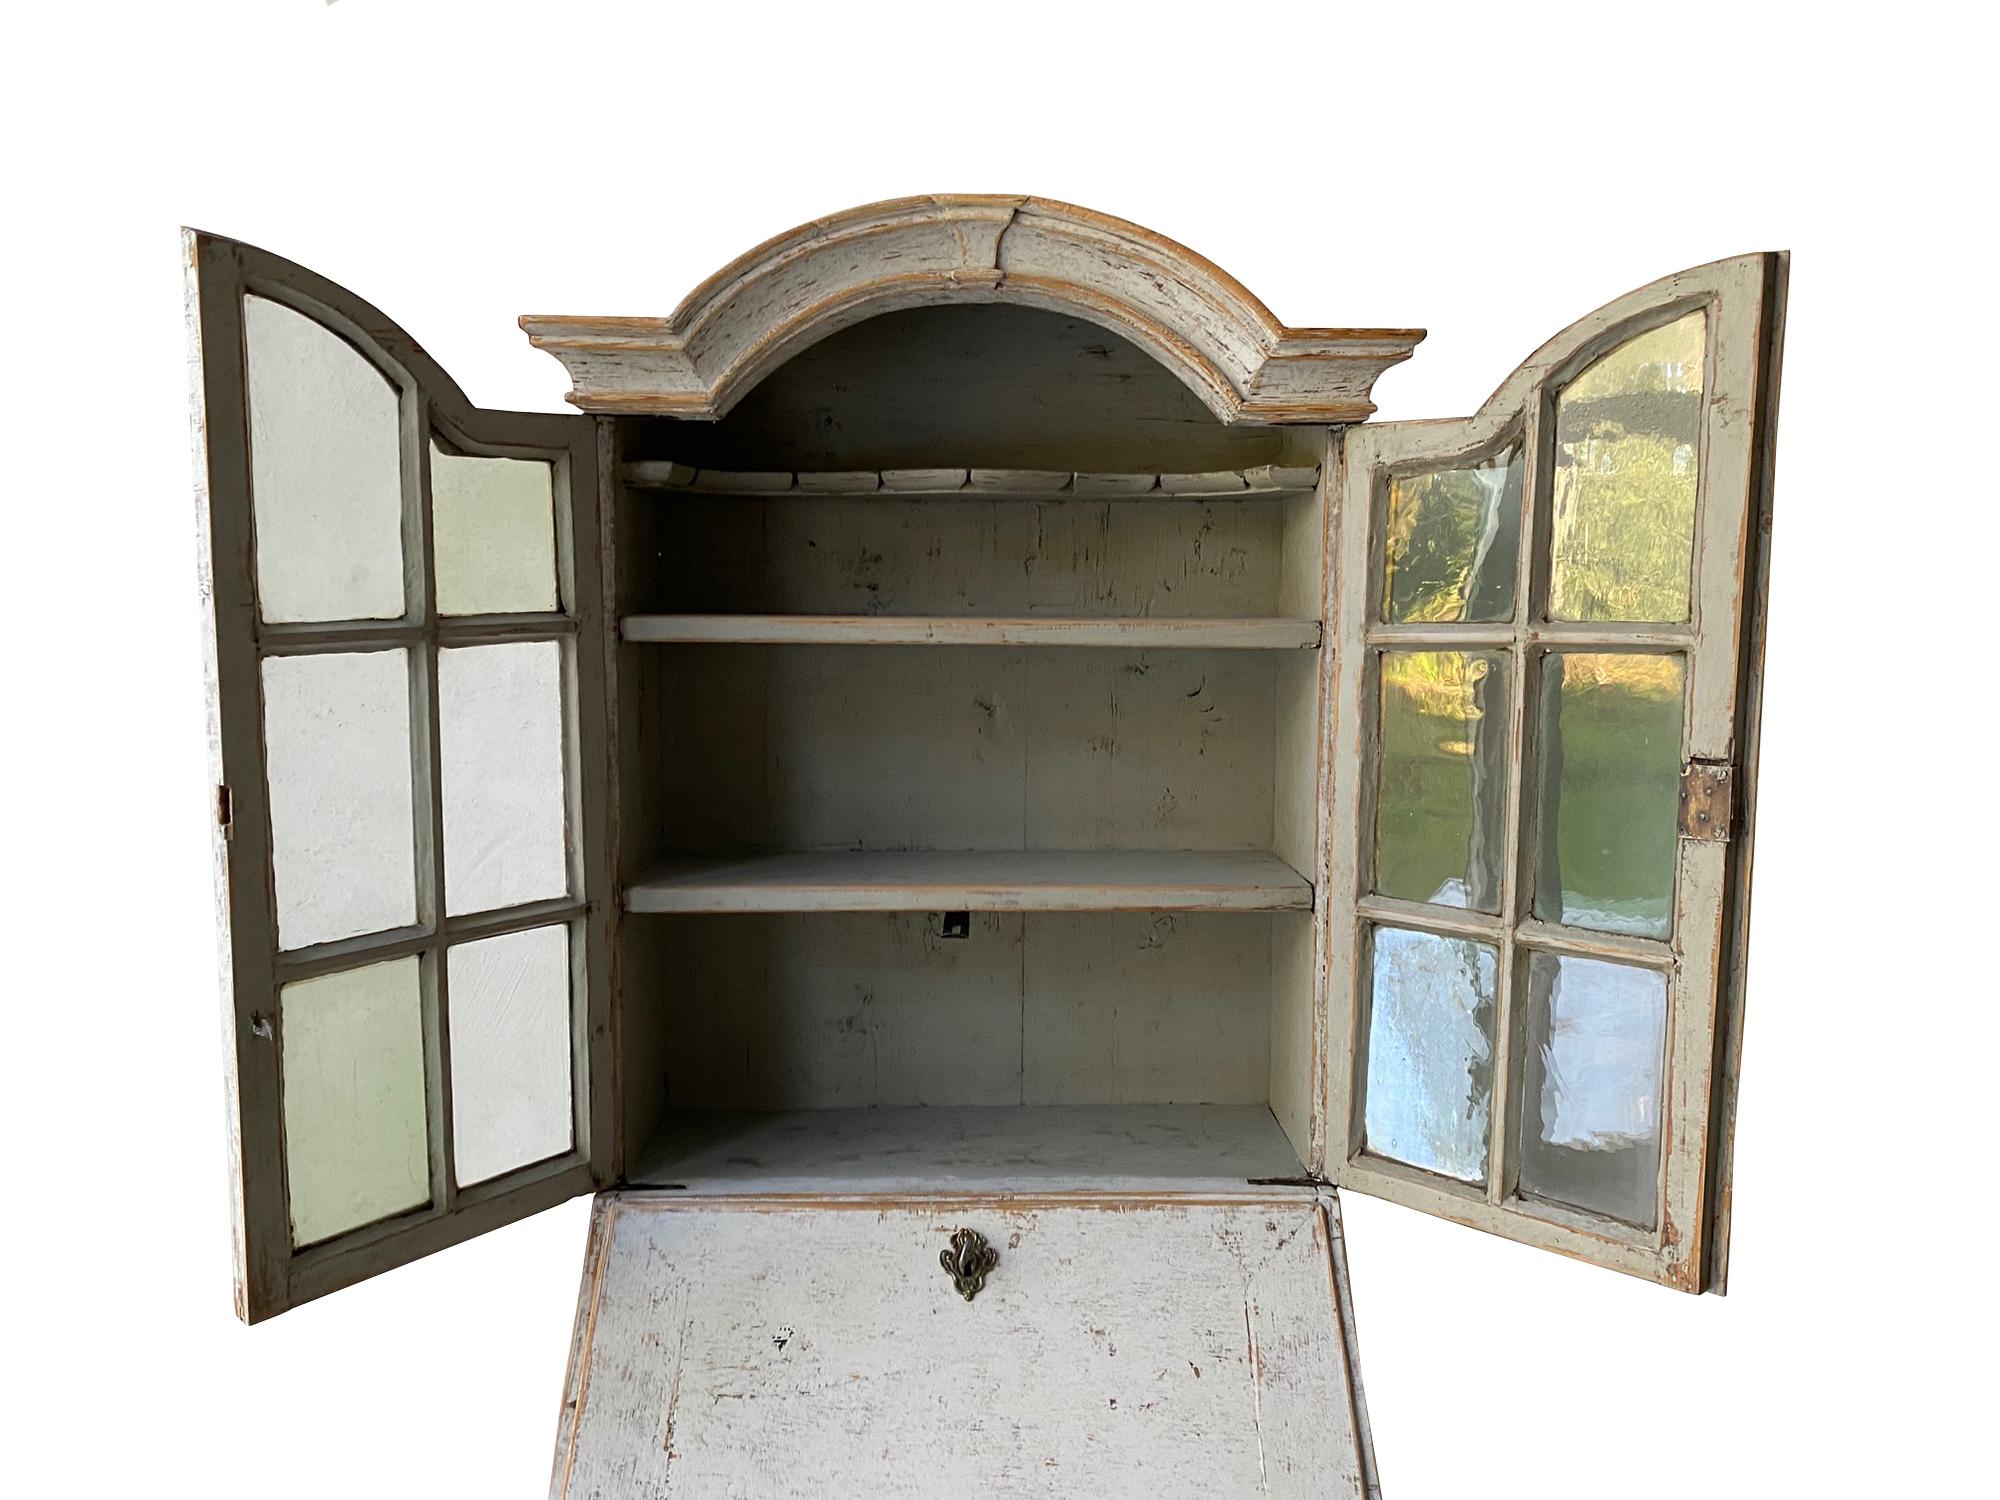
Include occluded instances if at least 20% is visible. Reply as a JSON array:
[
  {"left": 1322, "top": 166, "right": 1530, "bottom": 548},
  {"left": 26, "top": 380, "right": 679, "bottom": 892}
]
[{"left": 520, "top": 195, "right": 1425, "bottom": 424}]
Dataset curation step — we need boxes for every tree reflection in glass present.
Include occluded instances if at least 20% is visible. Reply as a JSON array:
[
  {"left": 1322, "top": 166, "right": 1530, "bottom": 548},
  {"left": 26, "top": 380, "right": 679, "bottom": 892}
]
[
  {"left": 1532, "top": 652, "right": 1683, "bottom": 939},
  {"left": 1382, "top": 443, "right": 1523, "bottom": 624},
  {"left": 1549, "top": 311, "right": 1706, "bottom": 622},
  {"left": 1375, "top": 651, "right": 1510, "bottom": 912}
]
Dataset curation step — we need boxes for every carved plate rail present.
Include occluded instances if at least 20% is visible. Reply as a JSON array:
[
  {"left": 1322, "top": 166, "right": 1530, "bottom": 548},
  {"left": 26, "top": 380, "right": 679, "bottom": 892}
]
[{"left": 621, "top": 462, "right": 1321, "bottom": 499}]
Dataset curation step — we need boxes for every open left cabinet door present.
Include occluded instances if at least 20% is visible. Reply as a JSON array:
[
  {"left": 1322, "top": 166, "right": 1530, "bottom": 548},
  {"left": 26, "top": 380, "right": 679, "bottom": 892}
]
[
  {"left": 186, "top": 232, "right": 614, "bottom": 1320},
  {"left": 1325, "top": 254, "right": 1786, "bottom": 1291}
]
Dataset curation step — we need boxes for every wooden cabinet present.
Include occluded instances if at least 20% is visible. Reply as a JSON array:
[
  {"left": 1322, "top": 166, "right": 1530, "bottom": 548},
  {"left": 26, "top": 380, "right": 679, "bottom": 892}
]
[{"left": 185, "top": 196, "right": 1787, "bottom": 1493}]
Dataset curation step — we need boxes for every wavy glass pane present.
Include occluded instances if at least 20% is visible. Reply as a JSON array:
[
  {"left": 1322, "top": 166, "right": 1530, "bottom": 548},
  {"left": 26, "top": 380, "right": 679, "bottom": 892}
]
[
  {"left": 1382, "top": 444, "right": 1522, "bottom": 623},
  {"left": 1533, "top": 653, "right": 1683, "bottom": 938},
  {"left": 440, "top": 640, "right": 569, "bottom": 916},
  {"left": 262, "top": 650, "right": 417, "bottom": 949},
  {"left": 1362, "top": 926, "right": 1496, "bottom": 1183},
  {"left": 280, "top": 957, "right": 429, "bottom": 1247},
  {"left": 243, "top": 295, "right": 405, "bottom": 623},
  {"left": 1519, "top": 952, "right": 1667, "bottom": 1227},
  {"left": 1375, "top": 651, "right": 1509, "bottom": 912},
  {"left": 448, "top": 924, "right": 573, "bottom": 1186},
  {"left": 1550, "top": 311, "right": 1706, "bottom": 622},
  {"left": 431, "top": 443, "right": 559, "bottom": 616}
]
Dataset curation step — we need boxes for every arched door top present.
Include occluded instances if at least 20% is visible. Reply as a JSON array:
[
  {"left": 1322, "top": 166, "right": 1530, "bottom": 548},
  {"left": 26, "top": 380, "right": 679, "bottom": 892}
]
[{"left": 521, "top": 195, "right": 1425, "bottom": 424}]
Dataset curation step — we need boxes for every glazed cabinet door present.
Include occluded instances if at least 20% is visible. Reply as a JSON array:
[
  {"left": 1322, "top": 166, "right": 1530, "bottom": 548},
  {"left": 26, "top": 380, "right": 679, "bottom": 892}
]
[
  {"left": 1325, "top": 254, "right": 1787, "bottom": 1291},
  {"left": 186, "top": 232, "right": 614, "bottom": 1320}
]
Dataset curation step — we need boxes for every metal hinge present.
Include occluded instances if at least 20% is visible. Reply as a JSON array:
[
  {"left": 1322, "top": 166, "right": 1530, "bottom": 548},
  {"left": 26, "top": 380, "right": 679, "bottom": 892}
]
[
  {"left": 215, "top": 783, "right": 234, "bottom": 841},
  {"left": 1678, "top": 760, "right": 1734, "bottom": 842}
]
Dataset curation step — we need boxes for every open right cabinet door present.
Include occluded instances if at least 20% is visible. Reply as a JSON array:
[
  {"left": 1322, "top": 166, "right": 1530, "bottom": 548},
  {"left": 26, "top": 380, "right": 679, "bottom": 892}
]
[{"left": 1325, "top": 254, "right": 1787, "bottom": 1292}]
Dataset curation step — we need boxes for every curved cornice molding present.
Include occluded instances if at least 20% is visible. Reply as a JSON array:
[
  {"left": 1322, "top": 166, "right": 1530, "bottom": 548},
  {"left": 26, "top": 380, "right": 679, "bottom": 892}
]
[{"left": 520, "top": 195, "right": 1424, "bottom": 424}]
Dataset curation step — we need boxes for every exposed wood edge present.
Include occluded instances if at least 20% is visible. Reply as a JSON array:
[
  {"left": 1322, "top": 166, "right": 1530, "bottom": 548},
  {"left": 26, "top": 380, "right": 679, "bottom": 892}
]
[
  {"left": 619, "top": 614, "right": 1323, "bottom": 650},
  {"left": 619, "top": 462, "right": 1321, "bottom": 500},
  {"left": 1702, "top": 250, "right": 1790, "bottom": 1296},
  {"left": 1321, "top": 1194, "right": 1383, "bottom": 1499},
  {"left": 519, "top": 195, "right": 1422, "bottom": 422}
]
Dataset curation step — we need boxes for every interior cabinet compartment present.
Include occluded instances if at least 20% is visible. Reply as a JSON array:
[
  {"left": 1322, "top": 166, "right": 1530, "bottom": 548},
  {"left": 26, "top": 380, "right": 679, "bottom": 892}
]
[{"left": 622, "top": 908, "right": 1320, "bottom": 1185}]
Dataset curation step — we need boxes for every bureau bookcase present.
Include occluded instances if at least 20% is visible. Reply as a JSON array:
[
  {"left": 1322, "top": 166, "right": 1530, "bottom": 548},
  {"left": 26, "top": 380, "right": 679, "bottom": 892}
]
[{"left": 187, "top": 197, "right": 1786, "bottom": 1494}]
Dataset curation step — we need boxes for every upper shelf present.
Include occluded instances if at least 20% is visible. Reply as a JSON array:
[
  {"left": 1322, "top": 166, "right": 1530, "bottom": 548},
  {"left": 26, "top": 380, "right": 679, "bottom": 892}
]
[
  {"left": 520, "top": 195, "right": 1422, "bottom": 422},
  {"left": 622, "top": 462, "right": 1320, "bottom": 500},
  {"left": 621, "top": 615, "right": 1322, "bottom": 650},
  {"left": 626, "top": 849, "right": 1314, "bottom": 914}
]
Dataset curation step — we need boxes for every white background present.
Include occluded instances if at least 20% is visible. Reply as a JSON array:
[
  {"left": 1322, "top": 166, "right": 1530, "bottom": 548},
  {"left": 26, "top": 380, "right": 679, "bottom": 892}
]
[{"left": 6, "top": 2, "right": 1993, "bottom": 1495}]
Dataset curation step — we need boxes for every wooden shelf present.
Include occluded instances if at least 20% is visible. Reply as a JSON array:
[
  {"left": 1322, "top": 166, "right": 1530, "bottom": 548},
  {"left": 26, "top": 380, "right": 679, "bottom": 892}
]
[
  {"left": 621, "top": 614, "right": 1322, "bottom": 650},
  {"left": 622, "top": 462, "right": 1320, "bottom": 500},
  {"left": 625, "top": 849, "right": 1313, "bottom": 914},
  {"left": 627, "top": 1104, "right": 1308, "bottom": 1193}
]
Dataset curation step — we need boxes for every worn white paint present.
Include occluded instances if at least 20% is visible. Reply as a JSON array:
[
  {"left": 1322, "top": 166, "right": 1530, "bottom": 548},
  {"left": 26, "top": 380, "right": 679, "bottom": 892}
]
[
  {"left": 627, "top": 1103, "right": 1307, "bottom": 1193},
  {"left": 646, "top": 912, "right": 1279, "bottom": 1112},
  {"left": 622, "top": 462, "right": 1321, "bottom": 497},
  {"left": 622, "top": 614, "right": 1322, "bottom": 649},
  {"left": 522, "top": 195, "right": 1420, "bottom": 423},
  {"left": 552, "top": 1194, "right": 1366, "bottom": 1499},
  {"left": 626, "top": 849, "right": 1311, "bottom": 914}
]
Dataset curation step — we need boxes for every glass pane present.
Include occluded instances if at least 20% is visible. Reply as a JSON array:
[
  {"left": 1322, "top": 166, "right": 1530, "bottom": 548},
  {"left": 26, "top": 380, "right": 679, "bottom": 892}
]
[
  {"left": 1362, "top": 926, "right": 1496, "bottom": 1183},
  {"left": 1518, "top": 952, "right": 1667, "bottom": 1227},
  {"left": 1376, "top": 651, "right": 1510, "bottom": 912},
  {"left": 1382, "top": 444, "right": 1522, "bottom": 623},
  {"left": 448, "top": 924, "right": 574, "bottom": 1186},
  {"left": 431, "top": 443, "right": 560, "bottom": 616},
  {"left": 243, "top": 295, "right": 405, "bottom": 623},
  {"left": 1533, "top": 653, "right": 1683, "bottom": 938},
  {"left": 1549, "top": 310, "right": 1706, "bottom": 622},
  {"left": 262, "top": 650, "right": 418, "bottom": 949},
  {"left": 280, "top": 956, "right": 429, "bottom": 1246},
  {"left": 440, "top": 640, "right": 569, "bottom": 915}
]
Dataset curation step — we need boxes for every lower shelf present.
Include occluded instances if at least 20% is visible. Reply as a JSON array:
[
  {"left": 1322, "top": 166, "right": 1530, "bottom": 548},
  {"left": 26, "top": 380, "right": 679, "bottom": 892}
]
[
  {"left": 627, "top": 1104, "right": 1308, "bottom": 1194},
  {"left": 624, "top": 848, "right": 1313, "bottom": 913}
]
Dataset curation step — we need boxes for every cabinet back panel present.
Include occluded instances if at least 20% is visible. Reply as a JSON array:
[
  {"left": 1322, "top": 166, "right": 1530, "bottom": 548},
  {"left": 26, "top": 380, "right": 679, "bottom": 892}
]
[
  {"left": 646, "top": 911, "right": 1278, "bottom": 1111},
  {"left": 635, "top": 494, "right": 1294, "bottom": 618},
  {"left": 623, "top": 305, "right": 1297, "bottom": 472},
  {"left": 648, "top": 647, "right": 1278, "bottom": 854}
]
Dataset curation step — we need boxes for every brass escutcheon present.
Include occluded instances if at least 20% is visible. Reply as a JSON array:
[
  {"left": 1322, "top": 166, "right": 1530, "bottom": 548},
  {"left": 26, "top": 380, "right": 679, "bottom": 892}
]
[{"left": 939, "top": 1227, "right": 998, "bottom": 1301}]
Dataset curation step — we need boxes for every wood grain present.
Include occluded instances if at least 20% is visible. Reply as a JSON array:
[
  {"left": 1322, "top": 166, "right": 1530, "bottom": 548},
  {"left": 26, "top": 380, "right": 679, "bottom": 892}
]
[
  {"left": 551, "top": 1193, "right": 1365, "bottom": 1498},
  {"left": 621, "top": 614, "right": 1321, "bottom": 650},
  {"left": 626, "top": 848, "right": 1313, "bottom": 913},
  {"left": 522, "top": 195, "right": 1421, "bottom": 424}
]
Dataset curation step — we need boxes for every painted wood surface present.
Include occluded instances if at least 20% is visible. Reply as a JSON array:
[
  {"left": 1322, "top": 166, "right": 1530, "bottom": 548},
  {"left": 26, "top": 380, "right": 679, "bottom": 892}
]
[
  {"left": 618, "top": 305, "right": 1311, "bottom": 474},
  {"left": 551, "top": 1194, "right": 1366, "bottom": 1498},
  {"left": 626, "top": 848, "right": 1313, "bottom": 913},
  {"left": 643, "top": 647, "right": 1283, "bottom": 854},
  {"left": 627, "top": 1103, "right": 1307, "bottom": 1192},
  {"left": 522, "top": 195, "right": 1420, "bottom": 424},
  {"left": 623, "top": 486, "right": 1318, "bottom": 620},
  {"left": 621, "top": 614, "right": 1322, "bottom": 650},
  {"left": 643, "top": 912, "right": 1287, "bottom": 1112},
  {"left": 624, "top": 462, "right": 1320, "bottom": 498}
]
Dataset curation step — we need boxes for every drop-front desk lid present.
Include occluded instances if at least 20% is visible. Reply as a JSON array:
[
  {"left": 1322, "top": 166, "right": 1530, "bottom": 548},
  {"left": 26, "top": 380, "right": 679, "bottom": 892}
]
[{"left": 552, "top": 1189, "right": 1375, "bottom": 1498}]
